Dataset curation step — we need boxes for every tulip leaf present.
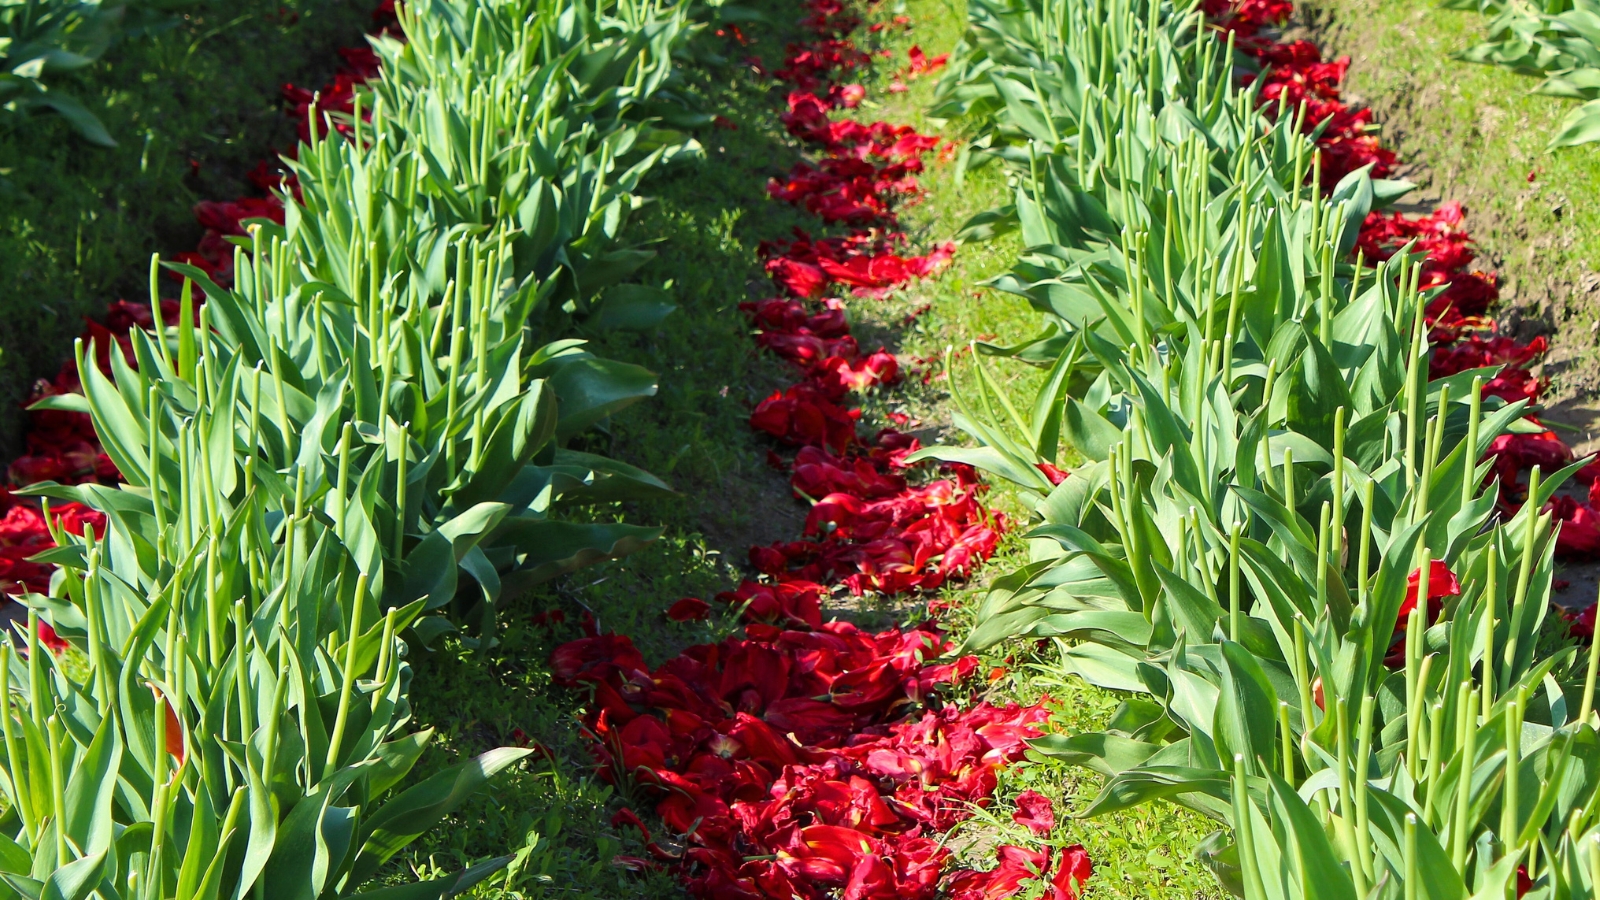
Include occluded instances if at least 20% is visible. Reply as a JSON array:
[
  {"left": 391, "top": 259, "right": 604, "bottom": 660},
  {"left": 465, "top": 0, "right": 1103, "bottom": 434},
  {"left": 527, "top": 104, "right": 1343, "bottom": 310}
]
[
  {"left": 1027, "top": 732, "right": 1163, "bottom": 776},
  {"left": 1058, "top": 642, "right": 1149, "bottom": 694},
  {"left": 543, "top": 356, "right": 658, "bottom": 440},
  {"left": 37, "top": 851, "right": 104, "bottom": 900},
  {"left": 1081, "top": 766, "right": 1232, "bottom": 819},
  {"left": 341, "top": 855, "right": 514, "bottom": 900},
  {"left": 588, "top": 284, "right": 676, "bottom": 331},
  {"left": 396, "top": 503, "right": 511, "bottom": 611},
  {"left": 0, "top": 833, "right": 29, "bottom": 877},
  {"left": 1550, "top": 97, "right": 1600, "bottom": 146},
  {"left": 1028, "top": 610, "right": 1154, "bottom": 647},
  {"left": 61, "top": 709, "right": 120, "bottom": 859},
  {"left": 349, "top": 747, "right": 532, "bottom": 884},
  {"left": 26, "top": 93, "right": 114, "bottom": 146},
  {"left": 493, "top": 519, "right": 663, "bottom": 588},
  {"left": 1212, "top": 640, "right": 1280, "bottom": 776}
]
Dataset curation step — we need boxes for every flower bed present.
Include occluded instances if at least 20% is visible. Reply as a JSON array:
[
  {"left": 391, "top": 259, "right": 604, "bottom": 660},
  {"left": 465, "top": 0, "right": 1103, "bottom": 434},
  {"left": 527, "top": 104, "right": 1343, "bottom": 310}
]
[
  {"left": 916, "top": 0, "right": 1600, "bottom": 893},
  {"left": 5, "top": 0, "right": 1596, "bottom": 893},
  {"left": 1219, "top": 0, "right": 1600, "bottom": 625}
]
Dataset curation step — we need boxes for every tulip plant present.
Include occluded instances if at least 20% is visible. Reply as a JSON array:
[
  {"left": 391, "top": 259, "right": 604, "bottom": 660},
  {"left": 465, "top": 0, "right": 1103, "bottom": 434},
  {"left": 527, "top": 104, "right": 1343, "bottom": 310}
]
[
  {"left": 920, "top": 0, "right": 1600, "bottom": 895},
  {"left": 0, "top": 0, "right": 699, "bottom": 894}
]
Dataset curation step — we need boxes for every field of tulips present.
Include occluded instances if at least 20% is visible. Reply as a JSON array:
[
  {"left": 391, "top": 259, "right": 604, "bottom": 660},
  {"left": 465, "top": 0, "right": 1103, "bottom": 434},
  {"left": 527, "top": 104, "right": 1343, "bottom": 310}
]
[{"left": 3, "top": 0, "right": 1598, "bottom": 894}]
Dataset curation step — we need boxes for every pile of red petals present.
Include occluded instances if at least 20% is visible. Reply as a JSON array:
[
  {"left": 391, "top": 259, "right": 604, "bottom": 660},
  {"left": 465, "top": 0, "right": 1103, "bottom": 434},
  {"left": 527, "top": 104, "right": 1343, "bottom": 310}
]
[
  {"left": 551, "top": 1, "right": 1083, "bottom": 897},
  {"left": 1383, "top": 559, "right": 1463, "bottom": 667},
  {"left": 554, "top": 617, "right": 1058, "bottom": 899}
]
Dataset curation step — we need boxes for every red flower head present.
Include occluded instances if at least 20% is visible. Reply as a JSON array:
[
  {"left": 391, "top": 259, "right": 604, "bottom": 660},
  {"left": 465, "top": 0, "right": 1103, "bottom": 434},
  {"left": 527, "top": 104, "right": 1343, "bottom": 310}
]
[
  {"left": 1384, "top": 560, "right": 1461, "bottom": 668},
  {"left": 1566, "top": 602, "right": 1596, "bottom": 641},
  {"left": 1548, "top": 495, "right": 1600, "bottom": 560},
  {"left": 1398, "top": 559, "right": 1460, "bottom": 630},
  {"left": 1012, "top": 790, "right": 1055, "bottom": 836},
  {"left": 549, "top": 633, "right": 647, "bottom": 687},
  {"left": 666, "top": 597, "right": 711, "bottom": 622},
  {"left": 1036, "top": 462, "right": 1069, "bottom": 485},
  {"left": 1050, "top": 844, "right": 1093, "bottom": 900}
]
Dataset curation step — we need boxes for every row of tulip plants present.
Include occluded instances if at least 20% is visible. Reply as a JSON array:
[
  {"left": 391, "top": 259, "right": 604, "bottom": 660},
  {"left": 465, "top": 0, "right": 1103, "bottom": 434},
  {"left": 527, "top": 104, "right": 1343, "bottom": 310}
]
[
  {"left": 919, "top": 0, "right": 1600, "bottom": 896},
  {"left": 0, "top": 0, "right": 710, "bottom": 895}
]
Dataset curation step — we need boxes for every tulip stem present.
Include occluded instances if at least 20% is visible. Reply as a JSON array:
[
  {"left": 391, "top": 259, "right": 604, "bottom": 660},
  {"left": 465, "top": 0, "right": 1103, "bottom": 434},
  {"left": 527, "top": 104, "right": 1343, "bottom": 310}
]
[
  {"left": 1278, "top": 700, "right": 1295, "bottom": 782},
  {"left": 1484, "top": 544, "right": 1498, "bottom": 718},
  {"left": 1506, "top": 466, "right": 1541, "bottom": 688},
  {"left": 324, "top": 572, "right": 368, "bottom": 780},
  {"left": 1503, "top": 686, "right": 1525, "bottom": 852},
  {"left": 1423, "top": 699, "right": 1445, "bottom": 826},
  {"left": 1295, "top": 617, "right": 1315, "bottom": 730},
  {"left": 1464, "top": 376, "right": 1483, "bottom": 510},
  {"left": 1232, "top": 754, "right": 1269, "bottom": 900},
  {"left": 1452, "top": 681, "right": 1478, "bottom": 870},
  {"left": 1358, "top": 479, "right": 1375, "bottom": 605},
  {"left": 1404, "top": 814, "right": 1420, "bottom": 900},
  {"left": 1229, "top": 521, "right": 1242, "bottom": 642},
  {"left": 1581, "top": 583, "right": 1600, "bottom": 725},
  {"left": 1332, "top": 406, "right": 1346, "bottom": 569},
  {"left": 1355, "top": 690, "right": 1376, "bottom": 882}
]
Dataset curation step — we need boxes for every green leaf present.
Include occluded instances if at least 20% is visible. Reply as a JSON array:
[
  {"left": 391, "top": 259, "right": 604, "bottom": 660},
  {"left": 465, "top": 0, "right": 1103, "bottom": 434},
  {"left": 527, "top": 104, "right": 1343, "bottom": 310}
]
[
  {"left": 451, "top": 385, "right": 557, "bottom": 509},
  {"left": 24, "top": 394, "right": 89, "bottom": 415},
  {"left": 38, "top": 851, "right": 104, "bottom": 900},
  {"left": 1062, "top": 397, "right": 1122, "bottom": 461},
  {"left": 61, "top": 709, "right": 121, "bottom": 858},
  {"left": 1028, "top": 732, "right": 1163, "bottom": 776},
  {"left": 1059, "top": 642, "right": 1149, "bottom": 693},
  {"left": 544, "top": 357, "right": 658, "bottom": 439},
  {"left": 588, "top": 284, "right": 676, "bottom": 331},
  {"left": 349, "top": 748, "right": 532, "bottom": 884},
  {"left": 1212, "top": 641, "right": 1280, "bottom": 776},
  {"left": 397, "top": 503, "right": 511, "bottom": 610},
  {"left": 341, "top": 856, "right": 514, "bottom": 900},
  {"left": 1284, "top": 326, "right": 1354, "bottom": 448},
  {"left": 0, "top": 832, "right": 30, "bottom": 876},
  {"left": 1261, "top": 767, "right": 1356, "bottom": 900},
  {"left": 494, "top": 519, "right": 663, "bottom": 588},
  {"left": 1081, "top": 766, "right": 1232, "bottom": 819},
  {"left": 25, "top": 93, "right": 115, "bottom": 146},
  {"left": 1549, "top": 98, "right": 1600, "bottom": 147}
]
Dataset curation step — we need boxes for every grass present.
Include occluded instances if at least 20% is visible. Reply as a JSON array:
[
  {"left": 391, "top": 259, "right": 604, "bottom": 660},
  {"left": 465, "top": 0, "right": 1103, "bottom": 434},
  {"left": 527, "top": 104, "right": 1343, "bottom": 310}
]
[
  {"left": 1295, "top": 0, "right": 1600, "bottom": 414},
  {"left": 0, "top": 0, "right": 370, "bottom": 458},
  {"left": 382, "top": 1, "right": 1222, "bottom": 898}
]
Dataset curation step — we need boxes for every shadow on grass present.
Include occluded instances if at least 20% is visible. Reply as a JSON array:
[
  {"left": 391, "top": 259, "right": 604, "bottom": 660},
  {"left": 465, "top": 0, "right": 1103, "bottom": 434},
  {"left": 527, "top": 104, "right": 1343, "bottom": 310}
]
[{"left": 0, "top": 0, "right": 371, "bottom": 457}]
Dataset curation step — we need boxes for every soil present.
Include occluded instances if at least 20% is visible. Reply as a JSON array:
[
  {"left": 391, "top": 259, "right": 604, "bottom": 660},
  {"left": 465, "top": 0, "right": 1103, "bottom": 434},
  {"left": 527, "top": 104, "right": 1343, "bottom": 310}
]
[{"left": 1291, "top": 0, "right": 1600, "bottom": 604}]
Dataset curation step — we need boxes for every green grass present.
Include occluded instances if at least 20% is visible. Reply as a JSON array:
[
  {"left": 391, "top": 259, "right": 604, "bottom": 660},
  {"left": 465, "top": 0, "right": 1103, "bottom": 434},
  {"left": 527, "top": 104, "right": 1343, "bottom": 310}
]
[
  {"left": 0, "top": 0, "right": 370, "bottom": 457},
  {"left": 1299, "top": 0, "right": 1600, "bottom": 404},
  {"left": 381, "top": 2, "right": 1223, "bottom": 897}
]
